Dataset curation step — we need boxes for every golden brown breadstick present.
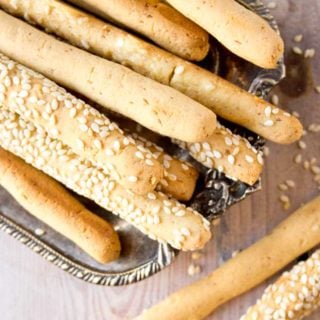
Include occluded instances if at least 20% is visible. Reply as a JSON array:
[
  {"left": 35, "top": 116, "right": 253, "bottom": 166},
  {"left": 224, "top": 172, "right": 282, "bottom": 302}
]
[
  {"left": 135, "top": 196, "right": 320, "bottom": 320},
  {"left": 0, "top": 108, "right": 211, "bottom": 251},
  {"left": 242, "top": 249, "right": 320, "bottom": 320},
  {"left": 0, "top": 1, "right": 302, "bottom": 144},
  {"left": 0, "top": 147, "right": 120, "bottom": 264},
  {"left": 67, "top": 0, "right": 209, "bottom": 61},
  {"left": 0, "top": 52, "right": 164, "bottom": 196},
  {"left": 0, "top": 10, "right": 216, "bottom": 143},
  {"left": 174, "top": 123, "right": 263, "bottom": 185},
  {"left": 129, "top": 133, "right": 199, "bottom": 201},
  {"left": 167, "top": 0, "right": 284, "bottom": 68}
]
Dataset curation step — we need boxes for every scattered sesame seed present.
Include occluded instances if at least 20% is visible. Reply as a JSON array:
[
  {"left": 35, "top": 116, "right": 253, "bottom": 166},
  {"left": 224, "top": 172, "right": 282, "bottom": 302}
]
[
  {"left": 294, "top": 153, "right": 302, "bottom": 164},
  {"left": 304, "top": 48, "right": 316, "bottom": 58},
  {"left": 267, "top": 1, "right": 276, "bottom": 9},
  {"left": 292, "top": 46, "right": 303, "bottom": 55},
  {"left": 191, "top": 251, "right": 202, "bottom": 260},
  {"left": 188, "top": 264, "right": 201, "bottom": 276},
  {"left": 286, "top": 180, "right": 296, "bottom": 188},
  {"left": 298, "top": 141, "right": 307, "bottom": 150},
  {"left": 294, "top": 34, "right": 303, "bottom": 43},
  {"left": 278, "top": 183, "right": 288, "bottom": 191}
]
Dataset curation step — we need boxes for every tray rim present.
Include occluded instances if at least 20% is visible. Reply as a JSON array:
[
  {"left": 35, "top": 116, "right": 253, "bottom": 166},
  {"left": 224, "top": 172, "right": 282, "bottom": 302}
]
[{"left": 0, "top": 0, "right": 285, "bottom": 286}]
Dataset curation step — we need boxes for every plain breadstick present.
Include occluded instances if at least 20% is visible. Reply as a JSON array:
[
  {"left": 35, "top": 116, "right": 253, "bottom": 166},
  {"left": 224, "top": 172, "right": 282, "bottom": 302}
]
[
  {"left": 174, "top": 123, "right": 263, "bottom": 185},
  {"left": 0, "top": 1, "right": 302, "bottom": 144},
  {"left": 167, "top": 0, "right": 284, "bottom": 68},
  {"left": 136, "top": 196, "right": 320, "bottom": 320},
  {"left": 67, "top": 0, "right": 209, "bottom": 61},
  {"left": 242, "top": 249, "right": 320, "bottom": 320},
  {"left": 0, "top": 10, "right": 216, "bottom": 143},
  {"left": 0, "top": 109, "right": 211, "bottom": 251},
  {"left": 0, "top": 147, "right": 120, "bottom": 264},
  {"left": 0, "top": 52, "right": 164, "bottom": 196}
]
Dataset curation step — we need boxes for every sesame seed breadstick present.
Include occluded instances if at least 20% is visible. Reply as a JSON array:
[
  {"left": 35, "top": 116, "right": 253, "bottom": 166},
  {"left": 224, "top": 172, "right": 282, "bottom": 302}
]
[
  {"left": 167, "top": 0, "right": 284, "bottom": 69},
  {"left": 0, "top": 147, "right": 120, "bottom": 264},
  {"left": 0, "top": 10, "right": 216, "bottom": 143},
  {"left": 0, "top": 108, "right": 211, "bottom": 251},
  {"left": 174, "top": 123, "right": 263, "bottom": 185},
  {"left": 67, "top": 0, "right": 209, "bottom": 61},
  {"left": 129, "top": 132, "right": 199, "bottom": 201},
  {"left": 0, "top": 2, "right": 302, "bottom": 144},
  {"left": 241, "top": 250, "right": 320, "bottom": 320},
  {"left": 135, "top": 196, "right": 320, "bottom": 320},
  {"left": 0, "top": 53, "right": 164, "bottom": 196}
]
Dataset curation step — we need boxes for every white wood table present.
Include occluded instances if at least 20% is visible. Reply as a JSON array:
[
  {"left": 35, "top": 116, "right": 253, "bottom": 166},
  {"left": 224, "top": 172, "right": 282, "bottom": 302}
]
[{"left": 0, "top": 0, "right": 320, "bottom": 319}]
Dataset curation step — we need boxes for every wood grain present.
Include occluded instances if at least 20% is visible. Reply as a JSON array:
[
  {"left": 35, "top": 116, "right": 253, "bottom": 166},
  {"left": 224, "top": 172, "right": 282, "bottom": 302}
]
[{"left": 0, "top": 0, "right": 320, "bottom": 319}]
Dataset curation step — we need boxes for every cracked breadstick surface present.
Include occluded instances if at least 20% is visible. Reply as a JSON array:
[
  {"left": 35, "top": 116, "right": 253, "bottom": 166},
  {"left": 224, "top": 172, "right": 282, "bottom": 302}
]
[
  {"left": 0, "top": 108, "right": 211, "bottom": 251},
  {"left": 0, "top": 147, "right": 120, "bottom": 264},
  {"left": 0, "top": 52, "right": 164, "bottom": 195},
  {"left": 0, "top": 10, "right": 216, "bottom": 143}
]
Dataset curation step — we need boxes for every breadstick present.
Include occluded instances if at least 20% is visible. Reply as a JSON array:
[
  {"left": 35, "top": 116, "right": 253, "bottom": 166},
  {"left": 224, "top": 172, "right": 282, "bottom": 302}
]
[
  {"left": 0, "top": 52, "right": 164, "bottom": 196},
  {"left": 67, "top": 0, "right": 209, "bottom": 61},
  {"left": 135, "top": 196, "right": 320, "bottom": 320},
  {"left": 242, "top": 249, "right": 320, "bottom": 320},
  {"left": 0, "top": 108, "right": 211, "bottom": 251},
  {"left": 174, "top": 123, "right": 263, "bottom": 185},
  {"left": 0, "top": 2, "right": 302, "bottom": 144},
  {"left": 0, "top": 10, "right": 216, "bottom": 143},
  {"left": 129, "top": 132, "right": 199, "bottom": 201},
  {"left": 0, "top": 147, "right": 120, "bottom": 264},
  {"left": 167, "top": 0, "right": 284, "bottom": 68}
]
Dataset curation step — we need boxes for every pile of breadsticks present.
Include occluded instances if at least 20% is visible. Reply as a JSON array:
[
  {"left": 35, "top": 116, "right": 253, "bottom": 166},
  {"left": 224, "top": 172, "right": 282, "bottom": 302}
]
[{"left": 0, "top": 0, "right": 303, "bottom": 263}]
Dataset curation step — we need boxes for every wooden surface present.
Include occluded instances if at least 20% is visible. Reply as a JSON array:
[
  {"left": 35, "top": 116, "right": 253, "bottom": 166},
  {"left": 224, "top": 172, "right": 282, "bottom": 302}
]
[{"left": 0, "top": 0, "right": 320, "bottom": 319}]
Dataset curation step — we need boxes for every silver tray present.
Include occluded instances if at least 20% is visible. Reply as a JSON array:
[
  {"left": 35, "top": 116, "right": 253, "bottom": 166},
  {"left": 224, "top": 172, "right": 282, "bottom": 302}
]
[{"left": 0, "top": 0, "right": 285, "bottom": 286}]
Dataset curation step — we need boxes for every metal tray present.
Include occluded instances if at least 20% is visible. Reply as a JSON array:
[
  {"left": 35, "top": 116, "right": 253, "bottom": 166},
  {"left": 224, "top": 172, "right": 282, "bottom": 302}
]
[{"left": 0, "top": 0, "right": 285, "bottom": 286}]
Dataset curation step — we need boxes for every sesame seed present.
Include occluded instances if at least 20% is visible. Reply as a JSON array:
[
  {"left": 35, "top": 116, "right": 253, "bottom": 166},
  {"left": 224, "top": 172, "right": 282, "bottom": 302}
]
[
  {"left": 294, "top": 153, "right": 302, "bottom": 164},
  {"left": 175, "top": 210, "right": 186, "bottom": 217},
  {"left": 298, "top": 141, "right": 307, "bottom": 149},
  {"left": 105, "top": 148, "right": 114, "bottom": 156},
  {"left": 278, "top": 183, "right": 288, "bottom": 191},
  {"left": 128, "top": 176, "right": 138, "bottom": 182},
  {"left": 286, "top": 180, "right": 296, "bottom": 188},
  {"left": 145, "top": 159, "right": 154, "bottom": 166},
  {"left": 181, "top": 163, "right": 190, "bottom": 171},
  {"left": 315, "top": 86, "right": 320, "bottom": 94},
  {"left": 227, "top": 154, "right": 235, "bottom": 165},
  {"left": 294, "top": 34, "right": 303, "bottom": 43},
  {"left": 271, "top": 94, "right": 279, "bottom": 106},
  {"left": 267, "top": 1, "right": 276, "bottom": 9},
  {"left": 292, "top": 46, "right": 303, "bottom": 55},
  {"left": 264, "top": 106, "right": 272, "bottom": 117},
  {"left": 188, "top": 264, "right": 201, "bottom": 276},
  {"left": 79, "top": 124, "right": 88, "bottom": 132},
  {"left": 93, "top": 139, "right": 102, "bottom": 149},
  {"left": 174, "top": 65, "right": 185, "bottom": 75},
  {"left": 135, "top": 151, "right": 144, "bottom": 159},
  {"left": 225, "top": 137, "right": 233, "bottom": 146},
  {"left": 35, "top": 228, "right": 45, "bottom": 236},
  {"left": 168, "top": 174, "right": 177, "bottom": 181},
  {"left": 245, "top": 155, "right": 254, "bottom": 163},
  {"left": 264, "top": 119, "right": 274, "bottom": 127},
  {"left": 213, "top": 150, "right": 222, "bottom": 159},
  {"left": 257, "top": 153, "right": 264, "bottom": 165},
  {"left": 304, "top": 48, "right": 316, "bottom": 58}
]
